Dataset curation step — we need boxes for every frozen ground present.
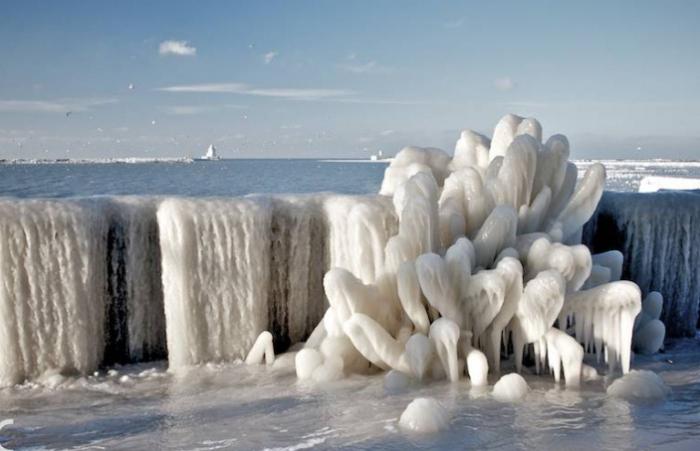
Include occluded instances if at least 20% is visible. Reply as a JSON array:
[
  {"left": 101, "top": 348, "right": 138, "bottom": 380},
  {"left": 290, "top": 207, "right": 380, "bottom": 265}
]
[{"left": 1, "top": 337, "right": 698, "bottom": 450}]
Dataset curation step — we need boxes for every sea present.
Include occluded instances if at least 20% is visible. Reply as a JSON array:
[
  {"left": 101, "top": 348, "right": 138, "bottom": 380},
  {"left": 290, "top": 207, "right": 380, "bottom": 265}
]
[
  {"left": 2, "top": 159, "right": 700, "bottom": 198},
  {"left": 1, "top": 158, "right": 700, "bottom": 450}
]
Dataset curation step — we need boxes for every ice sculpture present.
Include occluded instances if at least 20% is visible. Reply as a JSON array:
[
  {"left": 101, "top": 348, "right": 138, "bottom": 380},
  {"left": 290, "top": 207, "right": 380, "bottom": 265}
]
[{"left": 298, "top": 113, "right": 652, "bottom": 393}]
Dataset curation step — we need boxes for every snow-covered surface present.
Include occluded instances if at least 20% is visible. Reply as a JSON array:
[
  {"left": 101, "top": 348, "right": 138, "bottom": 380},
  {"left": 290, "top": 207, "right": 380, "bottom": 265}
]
[
  {"left": 575, "top": 160, "right": 700, "bottom": 192},
  {"left": 638, "top": 175, "right": 700, "bottom": 193}
]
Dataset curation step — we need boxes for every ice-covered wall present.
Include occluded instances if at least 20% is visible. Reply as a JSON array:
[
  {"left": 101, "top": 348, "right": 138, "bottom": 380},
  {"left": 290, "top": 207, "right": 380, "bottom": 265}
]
[
  {"left": 0, "top": 191, "right": 398, "bottom": 383},
  {"left": 98, "top": 197, "right": 166, "bottom": 363},
  {"left": 584, "top": 190, "right": 700, "bottom": 337},
  {"left": 267, "top": 196, "right": 327, "bottom": 350},
  {"left": 158, "top": 197, "right": 273, "bottom": 368},
  {"left": 0, "top": 199, "right": 107, "bottom": 387},
  {"left": 158, "top": 194, "right": 396, "bottom": 368}
]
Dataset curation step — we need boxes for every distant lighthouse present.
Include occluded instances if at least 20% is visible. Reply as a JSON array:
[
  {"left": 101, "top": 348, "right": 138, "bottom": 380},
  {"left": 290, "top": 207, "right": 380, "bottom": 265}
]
[{"left": 195, "top": 144, "right": 222, "bottom": 161}]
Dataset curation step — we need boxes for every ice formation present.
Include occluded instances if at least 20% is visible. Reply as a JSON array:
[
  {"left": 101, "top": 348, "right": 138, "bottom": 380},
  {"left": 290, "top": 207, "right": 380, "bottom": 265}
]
[
  {"left": 0, "top": 113, "right": 671, "bottom": 395},
  {"left": 245, "top": 331, "right": 275, "bottom": 365},
  {"left": 0, "top": 200, "right": 107, "bottom": 386},
  {"left": 492, "top": 373, "right": 530, "bottom": 402},
  {"left": 607, "top": 370, "right": 669, "bottom": 403},
  {"left": 633, "top": 292, "right": 666, "bottom": 355},
  {"left": 298, "top": 114, "right": 652, "bottom": 392},
  {"left": 584, "top": 190, "right": 700, "bottom": 337},
  {"left": 398, "top": 397, "right": 450, "bottom": 433}
]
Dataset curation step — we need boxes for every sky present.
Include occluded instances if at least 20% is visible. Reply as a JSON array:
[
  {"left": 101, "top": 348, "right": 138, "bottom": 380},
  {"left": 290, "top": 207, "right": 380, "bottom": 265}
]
[{"left": 1, "top": 0, "right": 699, "bottom": 160}]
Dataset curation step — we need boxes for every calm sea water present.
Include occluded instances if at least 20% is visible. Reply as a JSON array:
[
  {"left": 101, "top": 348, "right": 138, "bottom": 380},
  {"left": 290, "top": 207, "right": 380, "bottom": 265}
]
[
  {"left": 2, "top": 159, "right": 700, "bottom": 198},
  {"left": 0, "top": 160, "right": 387, "bottom": 198}
]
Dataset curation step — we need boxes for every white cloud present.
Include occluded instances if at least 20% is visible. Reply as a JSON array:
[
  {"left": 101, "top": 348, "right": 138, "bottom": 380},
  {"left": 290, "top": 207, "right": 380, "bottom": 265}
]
[
  {"left": 160, "top": 104, "right": 247, "bottom": 115},
  {"left": 158, "top": 83, "right": 354, "bottom": 100},
  {"left": 158, "top": 82, "right": 435, "bottom": 105},
  {"left": 263, "top": 51, "right": 278, "bottom": 64},
  {"left": 494, "top": 77, "right": 516, "bottom": 91},
  {"left": 159, "top": 40, "right": 197, "bottom": 56},
  {"left": 0, "top": 98, "right": 117, "bottom": 113},
  {"left": 338, "top": 59, "right": 391, "bottom": 74}
]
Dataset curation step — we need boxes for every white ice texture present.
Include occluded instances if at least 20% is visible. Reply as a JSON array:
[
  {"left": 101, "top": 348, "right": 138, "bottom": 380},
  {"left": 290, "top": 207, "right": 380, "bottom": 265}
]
[
  {"left": 492, "top": 373, "right": 530, "bottom": 402},
  {"left": 301, "top": 114, "right": 654, "bottom": 394},
  {"left": 607, "top": 370, "right": 670, "bottom": 403},
  {"left": 585, "top": 190, "right": 700, "bottom": 337},
  {"left": 398, "top": 397, "right": 450, "bottom": 433}
]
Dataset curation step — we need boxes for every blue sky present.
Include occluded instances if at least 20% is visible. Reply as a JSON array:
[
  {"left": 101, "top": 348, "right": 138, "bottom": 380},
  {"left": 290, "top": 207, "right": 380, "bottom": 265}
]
[{"left": 1, "top": 0, "right": 699, "bottom": 159}]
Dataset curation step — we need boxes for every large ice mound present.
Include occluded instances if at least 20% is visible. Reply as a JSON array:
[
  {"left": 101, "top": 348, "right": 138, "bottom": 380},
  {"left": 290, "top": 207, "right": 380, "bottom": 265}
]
[{"left": 297, "top": 113, "right": 659, "bottom": 390}]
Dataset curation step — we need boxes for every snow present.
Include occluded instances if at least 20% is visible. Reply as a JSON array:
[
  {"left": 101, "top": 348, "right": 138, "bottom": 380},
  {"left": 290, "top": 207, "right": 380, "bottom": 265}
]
[{"left": 638, "top": 175, "right": 700, "bottom": 193}]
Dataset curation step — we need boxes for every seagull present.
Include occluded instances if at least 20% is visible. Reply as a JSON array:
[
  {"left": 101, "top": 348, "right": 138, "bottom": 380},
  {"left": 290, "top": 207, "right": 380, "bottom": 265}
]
[
  {"left": 65, "top": 111, "right": 72, "bottom": 117},
  {"left": 128, "top": 83, "right": 135, "bottom": 90}
]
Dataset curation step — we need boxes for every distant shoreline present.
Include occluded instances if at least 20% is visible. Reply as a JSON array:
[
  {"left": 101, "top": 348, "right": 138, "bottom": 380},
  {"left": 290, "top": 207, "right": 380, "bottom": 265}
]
[{"left": 2, "top": 157, "right": 700, "bottom": 166}]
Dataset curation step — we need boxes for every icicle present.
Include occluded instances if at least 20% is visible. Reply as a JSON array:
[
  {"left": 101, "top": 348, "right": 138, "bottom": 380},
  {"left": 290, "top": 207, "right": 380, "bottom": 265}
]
[{"left": 245, "top": 331, "right": 275, "bottom": 365}]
